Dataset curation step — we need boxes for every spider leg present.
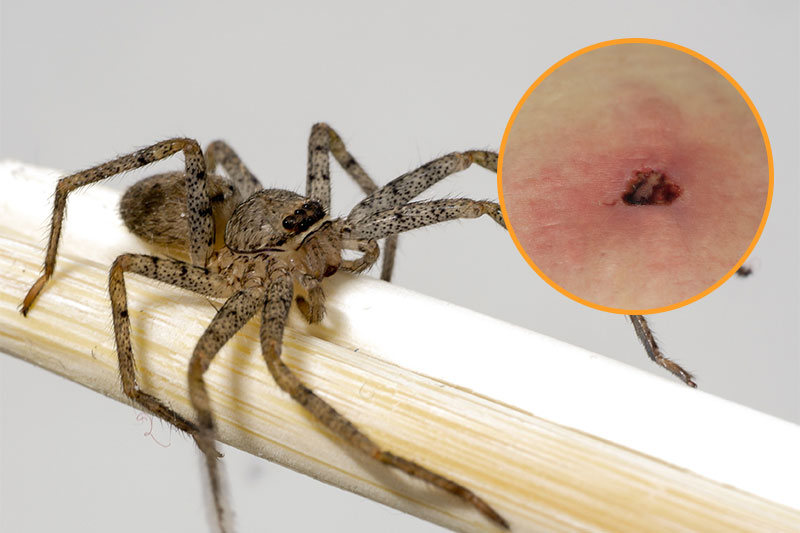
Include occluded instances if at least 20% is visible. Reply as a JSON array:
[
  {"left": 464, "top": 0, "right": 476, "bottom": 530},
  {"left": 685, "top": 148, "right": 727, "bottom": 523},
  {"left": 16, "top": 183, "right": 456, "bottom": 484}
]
[
  {"left": 108, "top": 253, "right": 234, "bottom": 437},
  {"left": 347, "top": 150, "right": 498, "bottom": 224},
  {"left": 307, "top": 123, "right": 399, "bottom": 281},
  {"left": 22, "top": 138, "right": 214, "bottom": 315},
  {"left": 188, "top": 286, "right": 265, "bottom": 533},
  {"left": 205, "top": 140, "right": 262, "bottom": 198},
  {"left": 260, "top": 271, "right": 509, "bottom": 529},
  {"left": 380, "top": 234, "right": 398, "bottom": 281},
  {"left": 346, "top": 199, "right": 505, "bottom": 241},
  {"left": 629, "top": 315, "right": 696, "bottom": 387},
  {"left": 308, "top": 123, "right": 382, "bottom": 203}
]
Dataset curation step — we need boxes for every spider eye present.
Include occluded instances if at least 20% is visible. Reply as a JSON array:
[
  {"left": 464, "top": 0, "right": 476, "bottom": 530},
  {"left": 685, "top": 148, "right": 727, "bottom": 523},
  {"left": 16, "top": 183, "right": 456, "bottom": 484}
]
[
  {"left": 294, "top": 209, "right": 304, "bottom": 215},
  {"left": 282, "top": 215, "right": 297, "bottom": 230}
]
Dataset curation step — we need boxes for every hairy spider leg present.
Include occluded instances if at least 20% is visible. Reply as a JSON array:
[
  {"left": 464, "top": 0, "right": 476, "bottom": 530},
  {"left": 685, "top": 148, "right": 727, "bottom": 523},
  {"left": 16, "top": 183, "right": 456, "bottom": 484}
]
[
  {"left": 347, "top": 150, "right": 499, "bottom": 224},
  {"left": 189, "top": 286, "right": 265, "bottom": 533},
  {"left": 340, "top": 148, "right": 499, "bottom": 280},
  {"left": 21, "top": 138, "right": 214, "bottom": 315},
  {"left": 260, "top": 271, "right": 510, "bottom": 529},
  {"left": 108, "top": 253, "right": 233, "bottom": 437},
  {"left": 110, "top": 253, "right": 242, "bottom": 532},
  {"left": 629, "top": 315, "right": 696, "bottom": 387},
  {"left": 349, "top": 199, "right": 505, "bottom": 241},
  {"left": 307, "top": 123, "right": 400, "bottom": 281},
  {"left": 205, "top": 140, "right": 263, "bottom": 199}
]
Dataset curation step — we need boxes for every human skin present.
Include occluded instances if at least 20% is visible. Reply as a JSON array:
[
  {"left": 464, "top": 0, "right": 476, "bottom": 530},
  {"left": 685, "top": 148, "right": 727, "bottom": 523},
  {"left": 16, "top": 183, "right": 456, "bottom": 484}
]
[{"left": 501, "top": 43, "right": 769, "bottom": 311}]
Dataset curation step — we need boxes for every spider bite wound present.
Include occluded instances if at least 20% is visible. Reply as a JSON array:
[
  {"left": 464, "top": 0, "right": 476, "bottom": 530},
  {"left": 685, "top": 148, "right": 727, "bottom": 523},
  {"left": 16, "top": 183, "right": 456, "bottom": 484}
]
[
  {"left": 622, "top": 169, "right": 682, "bottom": 206},
  {"left": 500, "top": 42, "right": 770, "bottom": 312}
]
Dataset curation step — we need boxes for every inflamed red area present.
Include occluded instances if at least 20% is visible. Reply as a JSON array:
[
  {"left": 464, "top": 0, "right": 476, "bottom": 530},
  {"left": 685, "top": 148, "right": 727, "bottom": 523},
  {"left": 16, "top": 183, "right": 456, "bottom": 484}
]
[{"left": 501, "top": 44, "right": 769, "bottom": 311}]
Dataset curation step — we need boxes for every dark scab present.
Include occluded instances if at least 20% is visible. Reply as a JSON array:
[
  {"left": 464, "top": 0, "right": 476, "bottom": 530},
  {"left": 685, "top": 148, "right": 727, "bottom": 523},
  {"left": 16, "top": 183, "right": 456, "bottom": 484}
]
[
  {"left": 119, "top": 309, "right": 128, "bottom": 318},
  {"left": 137, "top": 154, "right": 149, "bottom": 165},
  {"left": 210, "top": 192, "right": 226, "bottom": 203},
  {"left": 622, "top": 169, "right": 682, "bottom": 206},
  {"left": 196, "top": 170, "right": 206, "bottom": 180}
]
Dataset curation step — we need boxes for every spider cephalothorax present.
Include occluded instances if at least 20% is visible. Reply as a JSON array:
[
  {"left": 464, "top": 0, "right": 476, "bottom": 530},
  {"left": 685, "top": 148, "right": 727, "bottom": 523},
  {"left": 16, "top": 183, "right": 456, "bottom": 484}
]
[
  {"left": 21, "top": 123, "right": 509, "bottom": 531},
  {"left": 224, "top": 190, "right": 328, "bottom": 251}
]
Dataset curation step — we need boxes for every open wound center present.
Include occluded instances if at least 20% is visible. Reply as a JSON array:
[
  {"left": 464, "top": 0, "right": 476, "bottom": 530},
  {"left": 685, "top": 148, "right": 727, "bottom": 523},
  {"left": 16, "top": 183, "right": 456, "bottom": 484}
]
[{"left": 622, "top": 169, "right": 682, "bottom": 206}]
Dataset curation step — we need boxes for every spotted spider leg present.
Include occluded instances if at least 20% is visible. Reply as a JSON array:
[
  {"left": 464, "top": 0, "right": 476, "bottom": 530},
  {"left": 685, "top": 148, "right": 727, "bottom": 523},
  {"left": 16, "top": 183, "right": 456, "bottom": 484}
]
[
  {"left": 338, "top": 150, "right": 504, "bottom": 240},
  {"left": 625, "top": 262, "right": 754, "bottom": 387},
  {"left": 260, "top": 270, "right": 510, "bottom": 529},
  {"left": 204, "top": 140, "right": 263, "bottom": 199},
  {"left": 349, "top": 198, "right": 505, "bottom": 240},
  {"left": 347, "top": 150, "right": 501, "bottom": 225},
  {"left": 629, "top": 315, "right": 696, "bottom": 387},
  {"left": 108, "top": 252, "right": 239, "bottom": 532},
  {"left": 21, "top": 138, "right": 214, "bottom": 315},
  {"left": 188, "top": 287, "right": 265, "bottom": 533},
  {"left": 307, "top": 123, "right": 399, "bottom": 280}
]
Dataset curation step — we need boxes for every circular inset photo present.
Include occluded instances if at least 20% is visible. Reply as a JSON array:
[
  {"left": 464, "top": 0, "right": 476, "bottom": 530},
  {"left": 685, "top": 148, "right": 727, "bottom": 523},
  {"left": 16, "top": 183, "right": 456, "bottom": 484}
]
[{"left": 499, "top": 39, "right": 772, "bottom": 313}]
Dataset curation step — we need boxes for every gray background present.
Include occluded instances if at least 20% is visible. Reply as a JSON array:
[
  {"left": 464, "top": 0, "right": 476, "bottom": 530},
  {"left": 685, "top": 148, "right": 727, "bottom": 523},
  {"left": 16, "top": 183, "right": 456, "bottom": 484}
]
[{"left": 1, "top": 1, "right": 797, "bottom": 532}]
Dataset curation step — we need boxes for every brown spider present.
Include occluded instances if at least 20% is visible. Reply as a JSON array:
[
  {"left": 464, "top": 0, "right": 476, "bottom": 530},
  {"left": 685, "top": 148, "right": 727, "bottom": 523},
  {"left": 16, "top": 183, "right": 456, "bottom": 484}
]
[
  {"left": 19, "top": 122, "right": 697, "bottom": 532},
  {"left": 20, "top": 123, "right": 508, "bottom": 531}
]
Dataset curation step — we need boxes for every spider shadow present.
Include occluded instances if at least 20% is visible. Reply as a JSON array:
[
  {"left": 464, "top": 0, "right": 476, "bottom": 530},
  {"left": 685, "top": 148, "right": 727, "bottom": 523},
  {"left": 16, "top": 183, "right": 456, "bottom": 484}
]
[{"left": 329, "top": 418, "right": 476, "bottom": 525}]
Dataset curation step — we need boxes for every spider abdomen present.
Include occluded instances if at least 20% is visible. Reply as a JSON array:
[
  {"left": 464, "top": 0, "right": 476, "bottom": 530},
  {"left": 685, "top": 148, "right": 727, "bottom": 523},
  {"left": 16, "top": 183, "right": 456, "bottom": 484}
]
[{"left": 120, "top": 171, "right": 240, "bottom": 251}]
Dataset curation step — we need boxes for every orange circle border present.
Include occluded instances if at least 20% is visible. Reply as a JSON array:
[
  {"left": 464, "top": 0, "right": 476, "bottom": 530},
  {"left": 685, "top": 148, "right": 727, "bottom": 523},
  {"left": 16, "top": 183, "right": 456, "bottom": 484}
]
[{"left": 497, "top": 38, "right": 774, "bottom": 315}]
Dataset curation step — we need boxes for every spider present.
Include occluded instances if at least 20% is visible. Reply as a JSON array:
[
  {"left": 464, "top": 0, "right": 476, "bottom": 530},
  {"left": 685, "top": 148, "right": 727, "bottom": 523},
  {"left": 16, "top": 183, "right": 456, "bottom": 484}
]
[
  {"left": 20, "top": 123, "right": 508, "bottom": 531},
  {"left": 19, "top": 123, "right": 695, "bottom": 532}
]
